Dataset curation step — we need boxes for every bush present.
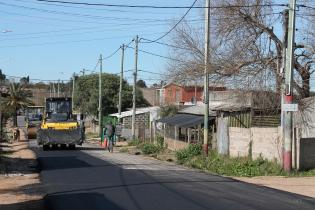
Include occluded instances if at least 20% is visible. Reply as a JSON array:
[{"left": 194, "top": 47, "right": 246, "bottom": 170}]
[
  {"left": 156, "top": 135, "right": 164, "bottom": 148},
  {"left": 128, "top": 139, "right": 141, "bottom": 146},
  {"left": 139, "top": 143, "right": 161, "bottom": 155},
  {"left": 175, "top": 143, "right": 202, "bottom": 164}
]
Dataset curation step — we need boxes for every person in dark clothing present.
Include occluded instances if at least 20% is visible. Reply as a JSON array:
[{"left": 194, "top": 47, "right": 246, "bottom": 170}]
[{"left": 104, "top": 122, "right": 115, "bottom": 152}]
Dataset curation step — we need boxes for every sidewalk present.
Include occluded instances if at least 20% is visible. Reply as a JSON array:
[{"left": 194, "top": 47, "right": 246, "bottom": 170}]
[
  {"left": 0, "top": 129, "right": 44, "bottom": 209},
  {"left": 234, "top": 176, "right": 315, "bottom": 198}
]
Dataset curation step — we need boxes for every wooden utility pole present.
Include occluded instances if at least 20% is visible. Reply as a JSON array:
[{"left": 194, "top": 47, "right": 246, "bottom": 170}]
[
  {"left": 283, "top": 0, "right": 297, "bottom": 172},
  {"left": 99, "top": 54, "right": 103, "bottom": 137},
  {"left": 57, "top": 79, "right": 60, "bottom": 97},
  {"left": 118, "top": 44, "right": 125, "bottom": 122},
  {"left": 72, "top": 73, "right": 75, "bottom": 112},
  {"left": 203, "top": 0, "right": 210, "bottom": 155},
  {"left": 132, "top": 36, "right": 139, "bottom": 140}
]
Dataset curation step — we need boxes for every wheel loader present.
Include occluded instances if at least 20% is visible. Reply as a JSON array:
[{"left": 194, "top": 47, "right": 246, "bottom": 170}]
[{"left": 37, "top": 97, "right": 85, "bottom": 150}]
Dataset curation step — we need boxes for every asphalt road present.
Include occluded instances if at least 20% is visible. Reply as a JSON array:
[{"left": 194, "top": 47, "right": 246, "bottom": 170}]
[{"left": 31, "top": 141, "right": 315, "bottom": 210}]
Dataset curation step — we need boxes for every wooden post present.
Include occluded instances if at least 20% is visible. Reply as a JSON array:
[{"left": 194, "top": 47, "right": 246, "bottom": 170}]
[
  {"left": 188, "top": 128, "right": 191, "bottom": 144},
  {"left": 163, "top": 123, "right": 166, "bottom": 147},
  {"left": 174, "top": 126, "right": 178, "bottom": 150},
  {"left": 197, "top": 125, "right": 201, "bottom": 143}
]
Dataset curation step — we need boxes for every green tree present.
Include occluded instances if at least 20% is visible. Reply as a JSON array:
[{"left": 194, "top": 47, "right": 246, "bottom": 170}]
[
  {"left": 136, "top": 79, "right": 147, "bottom": 88},
  {"left": 74, "top": 73, "right": 149, "bottom": 117},
  {"left": 160, "top": 105, "right": 178, "bottom": 118},
  {"left": 1, "top": 83, "right": 34, "bottom": 126}
]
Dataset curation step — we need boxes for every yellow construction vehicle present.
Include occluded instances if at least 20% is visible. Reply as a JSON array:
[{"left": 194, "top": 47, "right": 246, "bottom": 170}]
[{"left": 37, "top": 97, "right": 85, "bottom": 150}]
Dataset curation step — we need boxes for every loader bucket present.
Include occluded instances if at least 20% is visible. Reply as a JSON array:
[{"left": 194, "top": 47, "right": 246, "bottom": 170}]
[{"left": 37, "top": 128, "right": 84, "bottom": 145}]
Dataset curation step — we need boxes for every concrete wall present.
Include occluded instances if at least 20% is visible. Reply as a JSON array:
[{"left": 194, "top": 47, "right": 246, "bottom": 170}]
[
  {"left": 251, "top": 127, "right": 281, "bottom": 161},
  {"left": 165, "top": 137, "right": 189, "bottom": 151},
  {"left": 228, "top": 127, "right": 282, "bottom": 162},
  {"left": 229, "top": 127, "right": 250, "bottom": 157}
]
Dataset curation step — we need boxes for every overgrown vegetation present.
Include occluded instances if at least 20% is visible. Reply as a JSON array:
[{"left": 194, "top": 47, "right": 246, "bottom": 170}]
[
  {"left": 175, "top": 143, "right": 203, "bottom": 164},
  {"left": 160, "top": 105, "right": 178, "bottom": 118},
  {"left": 127, "top": 139, "right": 142, "bottom": 146},
  {"left": 175, "top": 145, "right": 284, "bottom": 177},
  {"left": 138, "top": 143, "right": 161, "bottom": 155}
]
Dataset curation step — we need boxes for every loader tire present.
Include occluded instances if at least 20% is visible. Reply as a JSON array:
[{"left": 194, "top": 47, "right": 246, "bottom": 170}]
[{"left": 43, "top": 145, "right": 50, "bottom": 151}]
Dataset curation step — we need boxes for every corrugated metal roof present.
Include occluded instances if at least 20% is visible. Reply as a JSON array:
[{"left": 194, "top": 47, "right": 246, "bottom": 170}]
[
  {"left": 158, "top": 114, "right": 214, "bottom": 128},
  {"left": 109, "top": 106, "right": 160, "bottom": 118}
]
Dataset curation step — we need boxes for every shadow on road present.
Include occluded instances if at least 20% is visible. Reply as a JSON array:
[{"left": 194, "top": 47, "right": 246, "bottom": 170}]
[
  {"left": 0, "top": 198, "right": 44, "bottom": 210},
  {"left": 44, "top": 192, "right": 124, "bottom": 210}
]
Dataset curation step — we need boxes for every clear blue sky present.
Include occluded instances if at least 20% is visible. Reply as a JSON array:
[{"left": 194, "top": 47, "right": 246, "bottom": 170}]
[
  {"left": 0, "top": 0, "right": 314, "bottom": 89},
  {"left": 0, "top": 0, "right": 202, "bottom": 86}
]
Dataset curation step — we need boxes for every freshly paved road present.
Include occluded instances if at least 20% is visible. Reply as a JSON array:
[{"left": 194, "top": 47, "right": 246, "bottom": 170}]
[{"left": 31, "top": 141, "right": 315, "bottom": 210}]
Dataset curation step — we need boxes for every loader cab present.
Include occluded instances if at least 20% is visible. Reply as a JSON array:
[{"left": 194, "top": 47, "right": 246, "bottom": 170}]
[{"left": 45, "top": 97, "right": 73, "bottom": 122}]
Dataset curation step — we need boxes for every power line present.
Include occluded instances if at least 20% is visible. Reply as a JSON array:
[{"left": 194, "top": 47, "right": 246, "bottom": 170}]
[
  {"left": 140, "top": 0, "right": 198, "bottom": 43},
  {"left": 5, "top": 74, "right": 70, "bottom": 82},
  {"left": 298, "top": 4, "right": 315, "bottom": 10},
  {"left": 126, "top": 46, "right": 187, "bottom": 63},
  {"left": 0, "top": 2, "right": 204, "bottom": 23},
  {"left": 0, "top": 36, "right": 134, "bottom": 48},
  {"left": 14, "top": 0, "right": 180, "bottom": 15},
  {"left": 36, "top": 0, "right": 288, "bottom": 9},
  {"left": 139, "top": 38, "right": 191, "bottom": 50}
]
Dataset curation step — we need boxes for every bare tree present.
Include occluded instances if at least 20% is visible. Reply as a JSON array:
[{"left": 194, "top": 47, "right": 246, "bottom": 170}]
[{"left": 167, "top": 0, "right": 315, "bottom": 99}]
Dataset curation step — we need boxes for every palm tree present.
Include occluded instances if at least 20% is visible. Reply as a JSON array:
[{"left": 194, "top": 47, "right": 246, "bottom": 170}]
[{"left": 1, "top": 83, "right": 34, "bottom": 126}]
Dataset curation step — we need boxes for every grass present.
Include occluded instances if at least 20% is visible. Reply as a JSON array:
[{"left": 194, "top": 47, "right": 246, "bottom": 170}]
[
  {"left": 183, "top": 152, "right": 284, "bottom": 177},
  {"left": 119, "top": 148, "right": 129, "bottom": 153},
  {"left": 175, "top": 145, "right": 315, "bottom": 177}
]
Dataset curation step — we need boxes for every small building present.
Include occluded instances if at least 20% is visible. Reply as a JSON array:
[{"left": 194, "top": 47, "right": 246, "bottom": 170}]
[
  {"left": 110, "top": 107, "right": 160, "bottom": 140},
  {"left": 157, "top": 104, "right": 216, "bottom": 151},
  {"left": 161, "top": 83, "right": 226, "bottom": 105}
]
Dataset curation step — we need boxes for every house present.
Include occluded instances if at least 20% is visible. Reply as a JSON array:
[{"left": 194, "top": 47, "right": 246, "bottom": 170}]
[
  {"left": 157, "top": 90, "right": 282, "bottom": 156},
  {"left": 110, "top": 107, "right": 160, "bottom": 140},
  {"left": 161, "top": 83, "right": 226, "bottom": 105},
  {"left": 157, "top": 104, "right": 216, "bottom": 151}
]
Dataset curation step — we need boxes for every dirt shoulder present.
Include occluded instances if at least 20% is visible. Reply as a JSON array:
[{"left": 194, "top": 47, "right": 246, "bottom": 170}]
[
  {"left": 234, "top": 176, "right": 315, "bottom": 198},
  {"left": 0, "top": 131, "right": 44, "bottom": 209}
]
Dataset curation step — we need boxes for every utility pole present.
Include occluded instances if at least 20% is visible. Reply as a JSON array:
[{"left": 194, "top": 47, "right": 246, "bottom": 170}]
[
  {"left": 203, "top": 0, "right": 210, "bottom": 155},
  {"left": 283, "top": 0, "right": 296, "bottom": 172},
  {"left": 81, "top": 68, "right": 86, "bottom": 76},
  {"left": 132, "top": 36, "right": 139, "bottom": 140},
  {"left": 72, "top": 73, "right": 75, "bottom": 112},
  {"left": 99, "top": 54, "right": 103, "bottom": 137},
  {"left": 118, "top": 44, "right": 125, "bottom": 122},
  {"left": 53, "top": 83, "right": 56, "bottom": 97},
  {"left": 57, "top": 79, "right": 60, "bottom": 97}
]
